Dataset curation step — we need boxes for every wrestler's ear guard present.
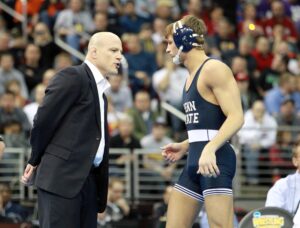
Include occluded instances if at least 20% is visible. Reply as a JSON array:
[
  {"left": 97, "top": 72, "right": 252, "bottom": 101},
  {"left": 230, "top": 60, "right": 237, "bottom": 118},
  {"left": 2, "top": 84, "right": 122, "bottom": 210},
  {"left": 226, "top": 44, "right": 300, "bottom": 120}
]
[{"left": 172, "top": 20, "right": 201, "bottom": 52}]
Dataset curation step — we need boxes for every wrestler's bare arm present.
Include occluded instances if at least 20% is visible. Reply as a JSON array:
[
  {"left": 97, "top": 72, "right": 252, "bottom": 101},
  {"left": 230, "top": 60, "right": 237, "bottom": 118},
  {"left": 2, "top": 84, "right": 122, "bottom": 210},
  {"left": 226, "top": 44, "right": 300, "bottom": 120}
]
[{"left": 203, "top": 60, "right": 244, "bottom": 150}]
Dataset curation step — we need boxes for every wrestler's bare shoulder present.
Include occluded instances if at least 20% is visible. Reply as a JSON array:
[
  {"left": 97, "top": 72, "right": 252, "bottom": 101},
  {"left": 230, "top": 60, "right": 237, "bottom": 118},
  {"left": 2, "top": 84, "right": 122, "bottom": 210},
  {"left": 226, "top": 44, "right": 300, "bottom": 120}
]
[{"left": 201, "top": 59, "right": 233, "bottom": 84}]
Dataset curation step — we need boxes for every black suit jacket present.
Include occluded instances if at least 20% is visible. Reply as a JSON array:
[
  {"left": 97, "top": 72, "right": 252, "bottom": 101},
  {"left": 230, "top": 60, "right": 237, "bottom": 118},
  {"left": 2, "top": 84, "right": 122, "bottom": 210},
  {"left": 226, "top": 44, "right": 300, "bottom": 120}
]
[{"left": 28, "top": 63, "right": 109, "bottom": 212}]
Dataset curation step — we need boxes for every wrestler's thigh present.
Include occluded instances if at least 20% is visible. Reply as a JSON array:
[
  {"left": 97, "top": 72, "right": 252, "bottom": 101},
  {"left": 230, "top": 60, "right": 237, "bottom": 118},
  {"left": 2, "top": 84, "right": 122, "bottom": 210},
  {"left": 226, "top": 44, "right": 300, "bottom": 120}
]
[
  {"left": 166, "top": 188, "right": 202, "bottom": 228},
  {"left": 205, "top": 194, "right": 234, "bottom": 228}
]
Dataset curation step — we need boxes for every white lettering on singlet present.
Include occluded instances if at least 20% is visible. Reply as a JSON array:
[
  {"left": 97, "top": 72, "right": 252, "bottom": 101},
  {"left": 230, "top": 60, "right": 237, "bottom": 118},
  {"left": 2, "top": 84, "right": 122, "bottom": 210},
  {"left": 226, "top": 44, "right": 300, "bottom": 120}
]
[{"left": 183, "top": 101, "right": 199, "bottom": 124}]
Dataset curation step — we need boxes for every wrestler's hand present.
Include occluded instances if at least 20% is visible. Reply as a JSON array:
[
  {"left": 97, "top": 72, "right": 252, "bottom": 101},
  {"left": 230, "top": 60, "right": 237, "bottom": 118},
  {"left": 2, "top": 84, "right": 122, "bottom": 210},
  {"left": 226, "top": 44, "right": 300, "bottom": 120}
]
[
  {"left": 197, "top": 143, "right": 220, "bottom": 178},
  {"left": 161, "top": 142, "right": 187, "bottom": 163},
  {"left": 21, "top": 164, "right": 37, "bottom": 186}
]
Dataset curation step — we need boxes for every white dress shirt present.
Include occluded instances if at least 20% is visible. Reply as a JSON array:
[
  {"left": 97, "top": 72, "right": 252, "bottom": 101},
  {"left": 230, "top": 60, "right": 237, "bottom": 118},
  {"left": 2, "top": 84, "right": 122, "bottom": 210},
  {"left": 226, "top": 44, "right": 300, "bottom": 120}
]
[
  {"left": 265, "top": 172, "right": 300, "bottom": 216},
  {"left": 85, "top": 60, "right": 110, "bottom": 167},
  {"left": 238, "top": 110, "right": 277, "bottom": 148}
]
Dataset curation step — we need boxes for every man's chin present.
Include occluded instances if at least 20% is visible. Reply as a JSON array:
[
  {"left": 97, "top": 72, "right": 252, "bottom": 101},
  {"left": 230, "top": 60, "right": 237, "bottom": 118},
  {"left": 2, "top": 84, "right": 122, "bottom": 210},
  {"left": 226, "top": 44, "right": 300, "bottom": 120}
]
[{"left": 105, "top": 70, "right": 118, "bottom": 78}]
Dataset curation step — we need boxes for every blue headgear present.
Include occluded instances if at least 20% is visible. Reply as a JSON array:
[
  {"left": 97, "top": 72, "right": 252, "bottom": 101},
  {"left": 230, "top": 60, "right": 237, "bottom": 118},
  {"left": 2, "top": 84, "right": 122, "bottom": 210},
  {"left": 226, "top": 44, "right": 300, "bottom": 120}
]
[{"left": 173, "top": 20, "right": 201, "bottom": 52}]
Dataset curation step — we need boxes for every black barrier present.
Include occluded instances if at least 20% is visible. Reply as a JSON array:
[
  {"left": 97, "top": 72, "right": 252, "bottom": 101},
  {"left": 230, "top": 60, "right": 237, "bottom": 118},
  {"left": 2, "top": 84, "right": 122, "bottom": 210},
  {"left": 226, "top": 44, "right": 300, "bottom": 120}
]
[{"left": 239, "top": 207, "right": 294, "bottom": 228}]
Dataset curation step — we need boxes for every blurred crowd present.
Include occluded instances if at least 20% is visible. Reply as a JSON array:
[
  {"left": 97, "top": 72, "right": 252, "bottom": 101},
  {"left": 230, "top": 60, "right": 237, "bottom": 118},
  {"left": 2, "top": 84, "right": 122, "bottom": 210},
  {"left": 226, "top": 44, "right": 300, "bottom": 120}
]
[{"left": 1, "top": 0, "right": 300, "bottom": 226}]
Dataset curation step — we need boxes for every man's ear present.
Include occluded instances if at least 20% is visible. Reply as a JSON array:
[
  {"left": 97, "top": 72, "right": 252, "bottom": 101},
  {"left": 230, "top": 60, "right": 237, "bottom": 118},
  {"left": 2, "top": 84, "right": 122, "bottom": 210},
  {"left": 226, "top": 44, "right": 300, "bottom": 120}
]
[{"left": 91, "top": 47, "right": 97, "bottom": 58}]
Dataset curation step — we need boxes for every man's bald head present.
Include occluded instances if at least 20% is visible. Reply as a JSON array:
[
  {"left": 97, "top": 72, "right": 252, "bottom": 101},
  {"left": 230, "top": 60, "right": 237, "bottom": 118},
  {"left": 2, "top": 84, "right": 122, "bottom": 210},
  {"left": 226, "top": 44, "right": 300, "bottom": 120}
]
[
  {"left": 88, "top": 32, "right": 120, "bottom": 52},
  {"left": 85, "top": 32, "right": 122, "bottom": 76}
]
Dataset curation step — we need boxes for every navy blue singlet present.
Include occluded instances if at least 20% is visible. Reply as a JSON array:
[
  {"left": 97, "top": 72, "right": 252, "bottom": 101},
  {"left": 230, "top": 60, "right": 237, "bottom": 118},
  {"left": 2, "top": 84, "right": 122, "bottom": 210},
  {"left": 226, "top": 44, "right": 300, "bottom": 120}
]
[{"left": 174, "top": 58, "right": 236, "bottom": 202}]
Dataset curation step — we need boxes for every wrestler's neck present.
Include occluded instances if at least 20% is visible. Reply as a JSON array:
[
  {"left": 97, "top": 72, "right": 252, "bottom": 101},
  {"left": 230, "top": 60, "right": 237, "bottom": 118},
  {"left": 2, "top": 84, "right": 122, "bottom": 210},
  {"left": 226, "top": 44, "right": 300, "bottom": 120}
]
[{"left": 184, "top": 49, "right": 208, "bottom": 74}]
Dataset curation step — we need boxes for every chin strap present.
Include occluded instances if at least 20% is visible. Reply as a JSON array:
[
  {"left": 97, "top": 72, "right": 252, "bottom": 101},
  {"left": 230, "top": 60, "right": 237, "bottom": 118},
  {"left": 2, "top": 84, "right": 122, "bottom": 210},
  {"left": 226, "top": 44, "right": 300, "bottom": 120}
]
[{"left": 172, "top": 46, "right": 183, "bottom": 65}]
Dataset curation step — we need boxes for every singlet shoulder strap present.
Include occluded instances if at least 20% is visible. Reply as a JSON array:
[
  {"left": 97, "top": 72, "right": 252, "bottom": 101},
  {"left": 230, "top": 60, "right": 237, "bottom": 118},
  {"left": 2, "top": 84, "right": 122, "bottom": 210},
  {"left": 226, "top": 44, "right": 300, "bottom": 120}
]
[
  {"left": 185, "top": 57, "right": 213, "bottom": 93},
  {"left": 194, "top": 58, "right": 213, "bottom": 82}
]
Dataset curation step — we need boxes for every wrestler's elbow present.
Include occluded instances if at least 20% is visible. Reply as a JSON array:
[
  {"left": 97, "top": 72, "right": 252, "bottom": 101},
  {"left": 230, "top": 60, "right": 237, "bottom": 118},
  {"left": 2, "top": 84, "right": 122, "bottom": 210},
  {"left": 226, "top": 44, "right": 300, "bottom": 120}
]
[{"left": 236, "top": 112, "right": 244, "bottom": 129}]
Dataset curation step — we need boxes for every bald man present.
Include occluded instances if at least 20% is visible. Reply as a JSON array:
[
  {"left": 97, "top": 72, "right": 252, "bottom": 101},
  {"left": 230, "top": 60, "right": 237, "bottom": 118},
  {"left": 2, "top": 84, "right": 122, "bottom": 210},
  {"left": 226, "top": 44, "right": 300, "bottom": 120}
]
[{"left": 21, "top": 32, "right": 123, "bottom": 228}]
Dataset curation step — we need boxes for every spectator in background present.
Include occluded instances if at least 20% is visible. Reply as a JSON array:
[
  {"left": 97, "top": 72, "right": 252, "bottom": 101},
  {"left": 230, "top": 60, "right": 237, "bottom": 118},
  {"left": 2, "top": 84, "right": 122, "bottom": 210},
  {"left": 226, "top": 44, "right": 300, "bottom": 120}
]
[
  {"left": 109, "top": 114, "right": 141, "bottom": 170},
  {"left": 127, "top": 90, "right": 159, "bottom": 140},
  {"left": 124, "top": 33, "right": 157, "bottom": 96},
  {"left": 222, "top": 36, "right": 257, "bottom": 75},
  {"left": 119, "top": 0, "right": 150, "bottom": 34},
  {"left": 29, "top": 69, "right": 55, "bottom": 100},
  {"left": 155, "top": 0, "right": 179, "bottom": 21},
  {"left": 14, "top": 0, "right": 43, "bottom": 29},
  {"left": 235, "top": 72, "right": 258, "bottom": 112},
  {"left": 18, "top": 43, "right": 44, "bottom": 93},
  {"left": 105, "top": 72, "right": 133, "bottom": 113},
  {"left": 92, "top": 0, "right": 121, "bottom": 30},
  {"left": 264, "top": 73, "right": 300, "bottom": 115},
  {"left": 39, "top": 0, "right": 65, "bottom": 31},
  {"left": 238, "top": 100, "right": 277, "bottom": 184},
  {"left": 110, "top": 114, "right": 141, "bottom": 150},
  {"left": 265, "top": 143, "right": 300, "bottom": 217},
  {"left": 152, "top": 185, "right": 173, "bottom": 228},
  {"left": 32, "top": 22, "right": 61, "bottom": 68},
  {"left": 53, "top": 52, "right": 73, "bottom": 71},
  {"left": 181, "top": 0, "right": 209, "bottom": 25},
  {"left": 152, "top": 18, "right": 168, "bottom": 46},
  {"left": 106, "top": 98, "right": 124, "bottom": 137},
  {"left": 0, "top": 183, "right": 29, "bottom": 223},
  {"left": 237, "top": 3, "right": 264, "bottom": 38},
  {"left": 42, "top": 69, "right": 55, "bottom": 86},
  {"left": 207, "top": 17, "right": 237, "bottom": 59},
  {"left": 250, "top": 36, "right": 274, "bottom": 74},
  {"left": 97, "top": 178, "right": 130, "bottom": 226},
  {"left": 5, "top": 79, "right": 27, "bottom": 108},
  {"left": 257, "top": 54, "right": 289, "bottom": 97},
  {"left": 0, "top": 52, "right": 28, "bottom": 99},
  {"left": 230, "top": 55, "right": 249, "bottom": 77},
  {"left": 269, "top": 130, "right": 294, "bottom": 183},
  {"left": 138, "top": 23, "right": 156, "bottom": 54},
  {"left": 141, "top": 117, "right": 175, "bottom": 182},
  {"left": 263, "top": 0, "right": 298, "bottom": 44},
  {"left": 23, "top": 84, "right": 46, "bottom": 127},
  {"left": 0, "top": 91, "right": 31, "bottom": 136},
  {"left": 134, "top": 0, "right": 156, "bottom": 19},
  {"left": 92, "top": 12, "right": 120, "bottom": 36},
  {"left": 275, "top": 97, "right": 300, "bottom": 138},
  {"left": 204, "top": 5, "right": 225, "bottom": 37},
  {"left": 54, "top": 0, "right": 94, "bottom": 61},
  {"left": 230, "top": 55, "right": 259, "bottom": 99},
  {"left": 152, "top": 55, "right": 188, "bottom": 139},
  {"left": 2, "top": 119, "right": 29, "bottom": 148},
  {"left": 271, "top": 27, "right": 297, "bottom": 56}
]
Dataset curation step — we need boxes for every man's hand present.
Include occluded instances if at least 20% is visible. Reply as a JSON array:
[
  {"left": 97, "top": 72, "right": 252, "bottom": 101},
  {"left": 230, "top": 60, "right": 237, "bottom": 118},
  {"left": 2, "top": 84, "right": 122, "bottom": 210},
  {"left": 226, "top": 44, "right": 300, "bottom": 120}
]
[
  {"left": 197, "top": 143, "right": 220, "bottom": 178},
  {"left": 21, "top": 164, "right": 37, "bottom": 186},
  {"left": 161, "top": 142, "right": 187, "bottom": 163}
]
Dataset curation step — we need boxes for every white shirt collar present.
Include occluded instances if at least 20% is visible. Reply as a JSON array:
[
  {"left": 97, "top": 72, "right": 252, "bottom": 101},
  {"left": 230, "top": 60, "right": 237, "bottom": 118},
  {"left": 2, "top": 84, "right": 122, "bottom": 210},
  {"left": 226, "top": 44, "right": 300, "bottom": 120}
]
[{"left": 84, "top": 59, "right": 106, "bottom": 84}]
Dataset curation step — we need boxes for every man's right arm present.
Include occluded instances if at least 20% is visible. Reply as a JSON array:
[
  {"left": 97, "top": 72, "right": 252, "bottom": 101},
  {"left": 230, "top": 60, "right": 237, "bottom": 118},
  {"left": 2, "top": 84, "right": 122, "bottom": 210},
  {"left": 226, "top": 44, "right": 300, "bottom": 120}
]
[{"left": 28, "top": 68, "right": 81, "bottom": 166}]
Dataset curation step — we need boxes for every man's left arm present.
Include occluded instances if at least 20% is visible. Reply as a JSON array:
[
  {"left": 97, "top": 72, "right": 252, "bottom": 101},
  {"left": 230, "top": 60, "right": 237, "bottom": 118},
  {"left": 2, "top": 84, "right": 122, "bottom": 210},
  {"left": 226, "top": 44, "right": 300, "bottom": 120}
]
[
  {"left": 206, "top": 61, "right": 244, "bottom": 150},
  {"left": 197, "top": 61, "right": 244, "bottom": 176}
]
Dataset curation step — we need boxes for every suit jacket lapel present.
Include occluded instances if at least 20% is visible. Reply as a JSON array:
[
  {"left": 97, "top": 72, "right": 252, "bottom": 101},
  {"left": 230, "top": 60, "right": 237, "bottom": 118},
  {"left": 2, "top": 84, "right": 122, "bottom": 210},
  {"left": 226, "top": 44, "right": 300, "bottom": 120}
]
[{"left": 82, "top": 63, "right": 101, "bottom": 131}]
